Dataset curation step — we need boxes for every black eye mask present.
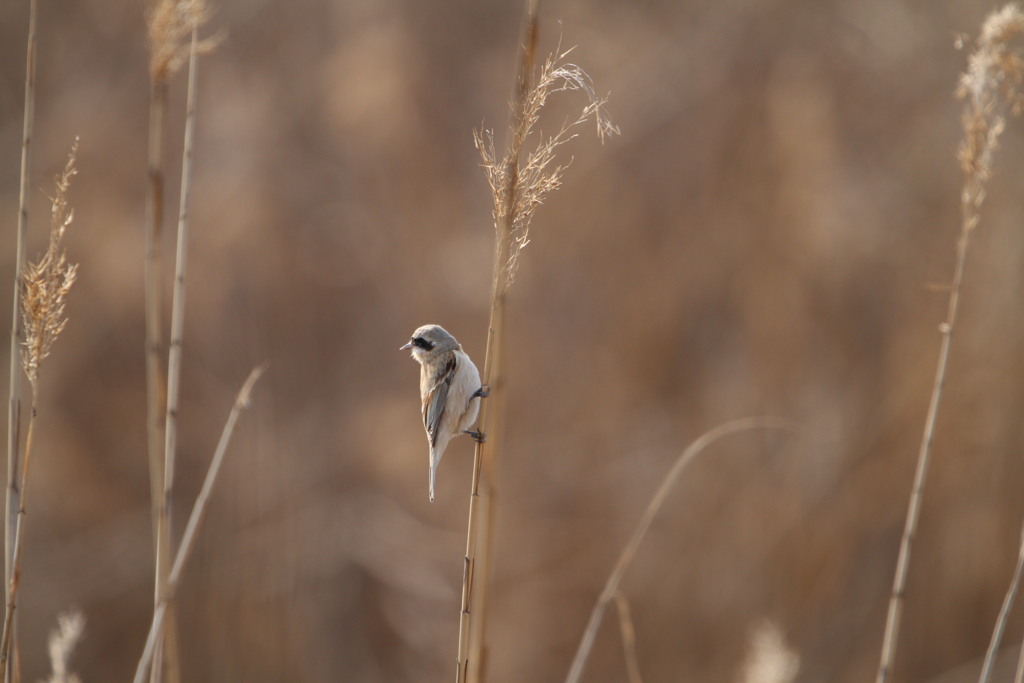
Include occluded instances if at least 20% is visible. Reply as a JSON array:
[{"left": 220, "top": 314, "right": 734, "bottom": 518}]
[{"left": 412, "top": 337, "right": 434, "bottom": 351}]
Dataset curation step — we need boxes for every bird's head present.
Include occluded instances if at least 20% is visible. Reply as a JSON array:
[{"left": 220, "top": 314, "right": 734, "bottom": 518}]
[{"left": 400, "top": 324, "right": 460, "bottom": 363}]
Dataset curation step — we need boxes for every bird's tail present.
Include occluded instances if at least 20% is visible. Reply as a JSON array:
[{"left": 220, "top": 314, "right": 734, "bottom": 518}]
[{"left": 429, "top": 446, "right": 441, "bottom": 502}]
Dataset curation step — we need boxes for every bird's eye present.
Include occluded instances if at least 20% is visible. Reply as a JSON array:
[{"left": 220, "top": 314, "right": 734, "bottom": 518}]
[{"left": 412, "top": 336, "right": 433, "bottom": 350}]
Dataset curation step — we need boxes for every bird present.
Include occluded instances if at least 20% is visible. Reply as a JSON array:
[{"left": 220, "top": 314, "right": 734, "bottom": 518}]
[{"left": 401, "top": 324, "right": 488, "bottom": 501}]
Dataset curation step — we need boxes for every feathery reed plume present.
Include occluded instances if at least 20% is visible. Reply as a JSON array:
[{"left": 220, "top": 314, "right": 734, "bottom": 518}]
[
  {"left": 21, "top": 149, "right": 79, "bottom": 389},
  {"left": 148, "top": 0, "right": 213, "bottom": 84},
  {"left": 5, "top": 6, "right": 37, "bottom": 676},
  {"left": 876, "top": 7, "right": 1024, "bottom": 683},
  {"left": 565, "top": 418, "right": 797, "bottom": 683},
  {"left": 42, "top": 612, "right": 84, "bottom": 683},
  {"left": 456, "top": 6, "right": 617, "bottom": 681},
  {"left": 474, "top": 48, "right": 618, "bottom": 298},
  {"left": 132, "top": 366, "right": 266, "bottom": 683},
  {"left": 979, "top": 524, "right": 1024, "bottom": 683},
  {"left": 0, "top": 140, "right": 80, "bottom": 681}
]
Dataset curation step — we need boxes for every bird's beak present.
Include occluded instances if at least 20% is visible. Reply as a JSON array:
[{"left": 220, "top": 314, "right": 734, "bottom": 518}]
[{"left": 400, "top": 341, "right": 413, "bottom": 351}]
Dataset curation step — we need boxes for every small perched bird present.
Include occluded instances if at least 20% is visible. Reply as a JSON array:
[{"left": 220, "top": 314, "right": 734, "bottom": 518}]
[{"left": 401, "top": 324, "right": 488, "bottom": 501}]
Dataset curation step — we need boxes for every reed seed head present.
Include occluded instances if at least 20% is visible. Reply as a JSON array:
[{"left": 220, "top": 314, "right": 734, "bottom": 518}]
[
  {"left": 956, "top": 4, "right": 1024, "bottom": 231},
  {"left": 147, "top": 0, "right": 215, "bottom": 83},
  {"left": 475, "top": 47, "right": 618, "bottom": 295},
  {"left": 21, "top": 139, "right": 80, "bottom": 388}
]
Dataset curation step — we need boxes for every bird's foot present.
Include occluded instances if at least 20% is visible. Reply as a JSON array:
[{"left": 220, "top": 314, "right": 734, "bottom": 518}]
[
  {"left": 472, "top": 385, "right": 491, "bottom": 400},
  {"left": 465, "top": 430, "right": 486, "bottom": 443}
]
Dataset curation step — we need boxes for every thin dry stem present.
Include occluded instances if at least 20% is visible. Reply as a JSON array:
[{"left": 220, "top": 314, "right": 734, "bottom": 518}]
[
  {"left": 978, "top": 524, "right": 1024, "bottom": 683},
  {"left": 876, "top": 7, "right": 1024, "bottom": 682},
  {"left": 457, "top": 10, "right": 617, "bottom": 682},
  {"left": 151, "top": 23, "right": 203, "bottom": 683},
  {"left": 565, "top": 418, "right": 797, "bottom": 683},
  {"left": 613, "top": 592, "right": 644, "bottom": 683},
  {"left": 132, "top": 366, "right": 265, "bottom": 683},
  {"left": 5, "top": 6, "right": 36, "bottom": 675},
  {"left": 144, "top": 0, "right": 217, "bottom": 577},
  {"left": 1016, "top": 637, "right": 1024, "bottom": 683},
  {"left": 42, "top": 612, "right": 84, "bottom": 683},
  {"left": 146, "top": 4, "right": 214, "bottom": 679},
  {"left": 144, "top": 14, "right": 170, "bottom": 660},
  {"left": 1, "top": 141, "right": 80, "bottom": 681}
]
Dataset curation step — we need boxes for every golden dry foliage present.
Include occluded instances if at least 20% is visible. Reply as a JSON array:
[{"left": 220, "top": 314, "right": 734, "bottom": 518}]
[
  {"left": 147, "top": 0, "right": 213, "bottom": 82},
  {"left": 21, "top": 140, "right": 79, "bottom": 388},
  {"left": 957, "top": 4, "right": 1024, "bottom": 232},
  {"left": 474, "top": 48, "right": 618, "bottom": 295}
]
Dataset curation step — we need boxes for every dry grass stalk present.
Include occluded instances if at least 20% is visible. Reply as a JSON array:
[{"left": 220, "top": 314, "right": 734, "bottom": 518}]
[
  {"left": 456, "top": 5, "right": 616, "bottom": 681},
  {"left": 564, "top": 417, "right": 797, "bottom": 683},
  {"left": 144, "top": 0, "right": 212, "bottom": 551},
  {"left": 0, "top": 141, "right": 80, "bottom": 682},
  {"left": 5, "top": 7, "right": 37, "bottom": 676},
  {"left": 613, "top": 591, "right": 644, "bottom": 683},
  {"left": 132, "top": 366, "right": 265, "bottom": 683},
  {"left": 42, "top": 612, "right": 84, "bottom": 683},
  {"left": 151, "top": 22, "right": 203, "bottom": 683},
  {"left": 146, "top": 6, "right": 214, "bottom": 683},
  {"left": 875, "top": 7, "right": 1024, "bottom": 682},
  {"left": 144, "top": 0, "right": 214, "bottom": 544},
  {"left": 978, "top": 524, "right": 1024, "bottom": 683}
]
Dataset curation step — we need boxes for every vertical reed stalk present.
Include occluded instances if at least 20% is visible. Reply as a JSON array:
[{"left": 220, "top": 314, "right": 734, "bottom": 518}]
[
  {"left": 146, "top": 4, "right": 213, "bottom": 679},
  {"left": 146, "top": 39, "right": 169, "bottom": 560},
  {"left": 456, "top": 6, "right": 537, "bottom": 681},
  {"left": 1, "top": 390, "right": 40, "bottom": 683},
  {"left": 151, "top": 22, "right": 201, "bottom": 683},
  {"left": 875, "top": 7, "right": 1024, "bottom": 681},
  {"left": 5, "top": 4, "right": 36, "bottom": 678},
  {"left": 457, "top": 5, "right": 616, "bottom": 678},
  {"left": 145, "top": 21, "right": 171, "bottom": 683}
]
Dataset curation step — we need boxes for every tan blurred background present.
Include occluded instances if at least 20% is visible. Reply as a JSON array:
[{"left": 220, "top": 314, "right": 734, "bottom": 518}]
[{"left": 1, "top": 0, "right": 1024, "bottom": 681}]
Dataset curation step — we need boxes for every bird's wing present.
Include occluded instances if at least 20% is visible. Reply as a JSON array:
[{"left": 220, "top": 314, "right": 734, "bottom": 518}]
[{"left": 422, "top": 351, "right": 457, "bottom": 446}]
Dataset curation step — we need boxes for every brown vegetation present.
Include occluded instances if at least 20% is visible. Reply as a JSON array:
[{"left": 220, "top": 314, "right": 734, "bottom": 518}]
[{"left": 0, "top": 1, "right": 1021, "bottom": 682}]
